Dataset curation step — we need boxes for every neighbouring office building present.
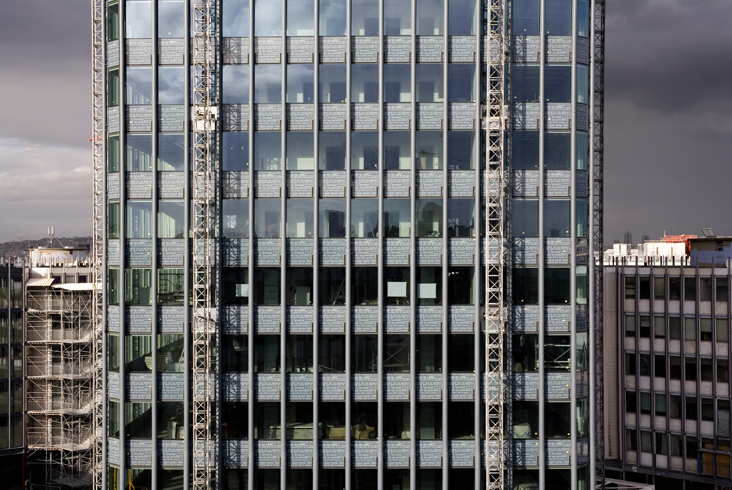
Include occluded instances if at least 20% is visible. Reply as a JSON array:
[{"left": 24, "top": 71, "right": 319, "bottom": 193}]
[
  {"left": 604, "top": 235, "right": 732, "bottom": 489},
  {"left": 99, "top": 0, "right": 602, "bottom": 488}
]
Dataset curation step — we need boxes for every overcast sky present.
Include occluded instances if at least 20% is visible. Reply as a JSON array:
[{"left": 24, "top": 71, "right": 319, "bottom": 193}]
[{"left": 1, "top": 0, "right": 730, "bottom": 244}]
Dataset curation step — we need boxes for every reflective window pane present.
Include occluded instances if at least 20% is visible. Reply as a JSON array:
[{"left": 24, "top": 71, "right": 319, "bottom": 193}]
[
  {"left": 319, "top": 335, "right": 346, "bottom": 372},
  {"left": 351, "top": 132, "right": 379, "bottom": 170},
  {"left": 415, "top": 64, "right": 444, "bottom": 102},
  {"left": 287, "top": 0, "right": 314, "bottom": 35},
  {"left": 109, "top": 202, "right": 120, "bottom": 239},
  {"left": 384, "top": 199, "right": 411, "bottom": 238},
  {"left": 415, "top": 131, "right": 443, "bottom": 170},
  {"left": 513, "top": 268, "right": 539, "bottom": 304},
  {"left": 576, "top": 199, "right": 588, "bottom": 238},
  {"left": 352, "top": 268, "right": 378, "bottom": 305},
  {"left": 158, "top": 0, "right": 184, "bottom": 38},
  {"left": 126, "top": 67, "right": 152, "bottom": 105},
  {"left": 254, "top": 132, "right": 281, "bottom": 170},
  {"left": 577, "top": 0, "right": 590, "bottom": 38},
  {"left": 512, "top": 200, "right": 539, "bottom": 238},
  {"left": 286, "top": 336, "right": 313, "bottom": 372},
  {"left": 512, "top": 66, "right": 540, "bottom": 103},
  {"left": 448, "top": 65, "right": 475, "bottom": 102},
  {"left": 125, "top": 269, "right": 152, "bottom": 305},
  {"left": 319, "top": 199, "right": 347, "bottom": 238},
  {"left": 417, "top": 336, "right": 442, "bottom": 374},
  {"left": 108, "top": 4, "right": 120, "bottom": 41},
  {"left": 157, "top": 402, "right": 184, "bottom": 439},
  {"left": 447, "top": 267, "right": 474, "bottom": 305},
  {"left": 158, "top": 134, "right": 184, "bottom": 171},
  {"left": 254, "top": 0, "right": 282, "bottom": 36},
  {"left": 385, "top": 268, "right": 410, "bottom": 305},
  {"left": 319, "top": 132, "right": 347, "bottom": 170},
  {"left": 351, "top": 199, "right": 379, "bottom": 237},
  {"left": 319, "top": 267, "right": 346, "bottom": 305},
  {"left": 126, "top": 0, "right": 152, "bottom": 38},
  {"left": 254, "top": 402, "right": 280, "bottom": 436},
  {"left": 222, "top": 268, "right": 249, "bottom": 306},
  {"left": 126, "top": 134, "right": 153, "bottom": 171},
  {"left": 223, "top": 65, "right": 250, "bottom": 104},
  {"left": 157, "top": 269, "right": 184, "bottom": 305},
  {"left": 352, "top": 0, "right": 379, "bottom": 36},
  {"left": 384, "top": 0, "right": 411, "bottom": 35},
  {"left": 447, "top": 199, "right": 474, "bottom": 238},
  {"left": 545, "top": 0, "right": 572, "bottom": 36},
  {"left": 286, "top": 132, "right": 314, "bottom": 170},
  {"left": 126, "top": 201, "right": 153, "bottom": 238},
  {"left": 544, "top": 200, "right": 570, "bottom": 237},
  {"left": 125, "top": 335, "right": 152, "bottom": 372},
  {"left": 384, "top": 334, "right": 410, "bottom": 371},
  {"left": 384, "top": 132, "right": 411, "bottom": 170},
  {"left": 255, "top": 65, "right": 282, "bottom": 103},
  {"left": 511, "top": 131, "right": 539, "bottom": 170},
  {"left": 544, "top": 132, "right": 571, "bottom": 170},
  {"left": 158, "top": 200, "right": 185, "bottom": 238},
  {"left": 448, "top": 0, "right": 475, "bottom": 35},
  {"left": 125, "top": 402, "right": 153, "bottom": 438},
  {"left": 416, "top": 199, "right": 443, "bottom": 237},
  {"left": 286, "top": 199, "right": 314, "bottom": 238},
  {"left": 286, "top": 268, "right": 313, "bottom": 305},
  {"left": 448, "top": 335, "right": 474, "bottom": 371},
  {"left": 384, "top": 64, "right": 411, "bottom": 102},
  {"left": 254, "top": 199, "right": 281, "bottom": 238},
  {"left": 223, "top": 199, "right": 250, "bottom": 238},
  {"left": 158, "top": 66, "right": 184, "bottom": 104},
  {"left": 108, "top": 69, "right": 120, "bottom": 107},
  {"left": 545, "top": 268, "right": 571, "bottom": 304},
  {"left": 351, "top": 65, "right": 379, "bottom": 103},
  {"left": 223, "top": 335, "right": 248, "bottom": 371},
  {"left": 253, "top": 269, "right": 281, "bottom": 305},
  {"left": 447, "top": 132, "right": 475, "bottom": 170},
  {"left": 417, "top": 267, "right": 442, "bottom": 306},
  {"left": 319, "top": 65, "right": 347, "bottom": 103},
  {"left": 223, "top": 0, "right": 250, "bottom": 37},
  {"left": 287, "top": 65, "right": 314, "bottom": 103},
  {"left": 577, "top": 64, "right": 589, "bottom": 104},
  {"left": 416, "top": 0, "right": 443, "bottom": 35},
  {"left": 223, "top": 132, "right": 249, "bottom": 171},
  {"left": 513, "top": 0, "right": 539, "bottom": 35},
  {"left": 576, "top": 131, "right": 589, "bottom": 170},
  {"left": 320, "top": 0, "right": 347, "bottom": 36},
  {"left": 545, "top": 66, "right": 571, "bottom": 103}
]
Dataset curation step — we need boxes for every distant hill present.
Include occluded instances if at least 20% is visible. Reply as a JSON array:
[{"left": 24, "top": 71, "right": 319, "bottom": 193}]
[{"left": 0, "top": 236, "right": 92, "bottom": 259}]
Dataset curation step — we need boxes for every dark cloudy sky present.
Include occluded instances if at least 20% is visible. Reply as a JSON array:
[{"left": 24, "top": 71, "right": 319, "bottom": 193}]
[{"left": 1, "top": 0, "right": 730, "bottom": 245}]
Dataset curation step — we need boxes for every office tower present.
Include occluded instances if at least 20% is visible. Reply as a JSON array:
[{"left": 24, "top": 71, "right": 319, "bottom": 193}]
[{"left": 92, "top": 0, "right": 605, "bottom": 488}]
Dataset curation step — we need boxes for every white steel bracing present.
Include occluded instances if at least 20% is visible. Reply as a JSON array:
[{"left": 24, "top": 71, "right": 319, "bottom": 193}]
[
  {"left": 192, "top": 1, "right": 219, "bottom": 489},
  {"left": 485, "top": 1, "right": 507, "bottom": 489},
  {"left": 91, "top": 0, "right": 105, "bottom": 487}
]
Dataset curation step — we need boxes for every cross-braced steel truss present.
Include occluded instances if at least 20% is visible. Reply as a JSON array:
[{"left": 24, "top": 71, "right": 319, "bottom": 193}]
[
  {"left": 485, "top": 1, "right": 508, "bottom": 488},
  {"left": 192, "top": 1, "right": 219, "bottom": 489}
]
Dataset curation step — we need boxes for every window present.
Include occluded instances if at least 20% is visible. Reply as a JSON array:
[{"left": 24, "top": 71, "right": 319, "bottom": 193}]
[
  {"left": 576, "top": 64, "right": 589, "bottom": 104},
  {"left": 654, "top": 316, "right": 665, "bottom": 338},
  {"left": 287, "top": 0, "right": 314, "bottom": 35},
  {"left": 624, "top": 276, "right": 636, "bottom": 299},
  {"left": 669, "top": 356, "right": 681, "bottom": 380},
  {"left": 384, "top": 334, "right": 410, "bottom": 372},
  {"left": 512, "top": 200, "right": 538, "bottom": 238},
  {"left": 286, "top": 268, "right": 313, "bottom": 305},
  {"left": 254, "top": 65, "right": 281, "bottom": 103},
  {"left": 544, "top": 268, "right": 570, "bottom": 304},
  {"left": 286, "top": 199, "right": 314, "bottom": 237},
  {"left": 125, "top": 335, "right": 152, "bottom": 372},
  {"left": 512, "top": 0, "right": 539, "bottom": 35},
  {"left": 448, "top": 65, "right": 476, "bottom": 102},
  {"left": 222, "top": 199, "right": 249, "bottom": 239},
  {"left": 125, "top": 268, "right": 152, "bottom": 305},
  {"left": 351, "top": 65, "right": 379, "bottom": 103},
  {"left": 544, "top": 133, "right": 571, "bottom": 170},
  {"left": 576, "top": 332, "right": 588, "bottom": 371},
  {"left": 222, "top": 268, "right": 249, "bottom": 306},
  {"left": 352, "top": 336, "right": 378, "bottom": 372},
  {"left": 222, "top": 65, "right": 250, "bottom": 104},
  {"left": 126, "top": 134, "right": 153, "bottom": 171},
  {"left": 447, "top": 199, "right": 474, "bottom": 238},
  {"left": 320, "top": 0, "right": 346, "bottom": 36},
  {"left": 319, "top": 132, "right": 346, "bottom": 170},
  {"left": 625, "top": 391, "right": 636, "bottom": 413},
  {"left": 417, "top": 267, "right": 442, "bottom": 306},
  {"left": 384, "top": 0, "right": 411, "bottom": 35},
  {"left": 545, "top": 0, "right": 571, "bottom": 35},
  {"left": 254, "top": 336, "right": 280, "bottom": 373},
  {"left": 638, "top": 316, "right": 650, "bottom": 338},
  {"left": 319, "top": 199, "right": 346, "bottom": 238},
  {"left": 700, "top": 278, "right": 713, "bottom": 301},
  {"left": 718, "top": 359, "right": 729, "bottom": 383},
  {"left": 653, "top": 277, "right": 665, "bottom": 300},
  {"left": 108, "top": 268, "right": 120, "bottom": 305},
  {"left": 254, "top": 0, "right": 281, "bottom": 36},
  {"left": 157, "top": 269, "right": 184, "bottom": 305},
  {"left": 684, "top": 317, "right": 696, "bottom": 342},
  {"left": 417, "top": 335, "right": 442, "bottom": 372},
  {"left": 685, "top": 358, "right": 697, "bottom": 381},
  {"left": 417, "top": 403, "right": 442, "bottom": 439},
  {"left": 384, "top": 64, "right": 412, "bottom": 103},
  {"left": 108, "top": 70, "right": 120, "bottom": 107},
  {"left": 545, "top": 66, "right": 571, "bottom": 103},
  {"left": 108, "top": 399, "right": 120, "bottom": 437},
  {"left": 416, "top": 0, "right": 443, "bottom": 35},
  {"left": 639, "top": 354, "right": 651, "bottom": 377},
  {"left": 319, "top": 335, "right": 345, "bottom": 373},
  {"left": 158, "top": 200, "right": 184, "bottom": 238},
  {"left": 286, "top": 65, "right": 314, "bottom": 103},
  {"left": 319, "top": 402, "right": 344, "bottom": 439},
  {"left": 686, "top": 438, "right": 698, "bottom": 459},
  {"left": 319, "top": 267, "right": 346, "bottom": 306},
  {"left": 108, "top": 3, "right": 119, "bottom": 41},
  {"left": 513, "top": 401, "right": 539, "bottom": 439},
  {"left": 126, "top": 67, "right": 152, "bottom": 105},
  {"left": 701, "top": 358, "right": 713, "bottom": 382},
  {"left": 512, "top": 131, "right": 539, "bottom": 169},
  {"left": 513, "top": 66, "right": 540, "bottom": 103},
  {"left": 385, "top": 268, "right": 410, "bottom": 305},
  {"left": 655, "top": 394, "right": 667, "bottom": 416},
  {"left": 415, "top": 131, "right": 444, "bottom": 169},
  {"left": 639, "top": 277, "right": 650, "bottom": 300},
  {"left": 254, "top": 402, "right": 280, "bottom": 438},
  {"left": 352, "top": 0, "right": 379, "bottom": 36},
  {"left": 158, "top": 133, "right": 184, "bottom": 171},
  {"left": 384, "top": 402, "right": 410, "bottom": 439},
  {"left": 108, "top": 202, "right": 120, "bottom": 239},
  {"left": 718, "top": 318, "right": 729, "bottom": 343},
  {"left": 447, "top": 267, "right": 475, "bottom": 305},
  {"left": 640, "top": 393, "right": 651, "bottom": 415},
  {"left": 254, "top": 132, "right": 281, "bottom": 170},
  {"left": 576, "top": 131, "right": 588, "bottom": 170},
  {"left": 448, "top": 335, "right": 474, "bottom": 372},
  {"left": 448, "top": 401, "right": 475, "bottom": 439},
  {"left": 640, "top": 431, "right": 652, "bottom": 453},
  {"left": 108, "top": 134, "right": 120, "bottom": 172},
  {"left": 513, "top": 268, "right": 538, "bottom": 305},
  {"left": 125, "top": 402, "right": 153, "bottom": 439},
  {"left": 669, "top": 395, "right": 682, "bottom": 419},
  {"left": 447, "top": 132, "right": 475, "bottom": 169},
  {"left": 352, "top": 267, "right": 378, "bottom": 305},
  {"left": 544, "top": 200, "right": 570, "bottom": 237},
  {"left": 351, "top": 132, "right": 378, "bottom": 169},
  {"left": 545, "top": 403, "right": 571, "bottom": 439},
  {"left": 577, "top": 0, "right": 589, "bottom": 37},
  {"left": 351, "top": 199, "right": 379, "bottom": 238},
  {"left": 319, "top": 65, "right": 347, "bottom": 104},
  {"left": 286, "top": 335, "right": 313, "bottom": 372},
  {"left": 158, "top": 66, "right": 184, "bottom": 104},
  {"left": 624, "top": 353, "right": 635, "bottom": 376},
  {"left": 684, "top": 277, "right": 696, "bottom": 301},
  {"left": 108, "top": 334, "right": 119, "bottom": 372},
  {"left": 384, "top": 132, "right": 411, "bottom": 169},
  {"left": 253, "top": 268, "right": 281, "bottom": 305},
  {"left": 654, "top": 355, "right": 665, "bottom": 378},
  {"left": 221, "top": 402, "right": 248, "bottom": 439},
  {"left": 126, "top": 0, "right": 152, "bottom": 38},
  {"left": 545, "top": 335, "right": 571, "bottom": 372},
  {"left": 700, "top": 318, "right": 713, "bottom": 342},
  {"left": 669, "top": 317, "right": 681, "bottom": 340},
  {"left": 718, "top": 278, "right": 729, "bottom": 302},
  {"left": 447, "top": 0, "right": 475, "bottom": 35},
  {"left": 383, "top": 199, "right": 411, "bottom": 237},
  {"left": 223, "top": 0, "right": 250, "bottom": 37},
  {"left": 416, "top": 199, "right": 443, "bottom": 238},
  {"left": 702, "top": 398, "right": 714, "bottom": 422},
  {"left": 670, "top": 434, "right": 684, "bottom": 457},
  {"left": 669, "top": 276, "right": 681, "bottom": 300},
  {"left": 253, "top": 199, "right": 281, "bottom": 238}
]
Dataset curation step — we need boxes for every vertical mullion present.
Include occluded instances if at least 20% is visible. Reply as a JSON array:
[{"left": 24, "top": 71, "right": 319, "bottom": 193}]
[
  {"left": 118, "top": 0, "right": 128, "bottom": 482},
  {"left": 441, "top": 0, "right": 449, "bottom": 487},
  {"left": 377, "top": 0, "right": 386, "bottom": 486},
  {"left": 281, "top": 0, "right": 288, "bottom": 486},
  {"left": 150, "top": 2, "right": 160, "bottom": 488},
  {"left": 247, "top": 0, "right": 255, "bottom": 486},
  {"left": 409, "top": 0, "right": 417, "bottom": 486},
  {"left": 570, "top": 0, "right": 578, "bottom": 487},
  {"left": 345, "top": 0, "right": 354, "bottom": 482},
  {"left": 472, "top": 0, "right": 481, "bottom": 486},
  {"left": 538, "top": 0, "right": 546, "bottom": 484},
  {"left": 183, "top": 0, "right": 191, "bottom": 487},
  {"left": 312, "top": 0, "right": 321, "bottom": 485}
]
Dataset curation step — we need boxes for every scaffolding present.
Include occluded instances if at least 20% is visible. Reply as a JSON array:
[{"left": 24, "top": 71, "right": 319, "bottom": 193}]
[
  {"left": 192, "top": 1, "right": 219, "bottom": 489},
  {"left": 484, "top": 1, "right": 508, "bottom": 489},
  {"left": 90, "top": 0, "right": 106, "bottom": 489},
  {"left": 26, "top": 283, "right": 96, "bottom": 489}
]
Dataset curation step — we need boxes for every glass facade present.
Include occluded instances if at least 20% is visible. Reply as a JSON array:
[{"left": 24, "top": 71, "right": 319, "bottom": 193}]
[{"left": 103, "top": 0, "right": 596, "bottom": 488}]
